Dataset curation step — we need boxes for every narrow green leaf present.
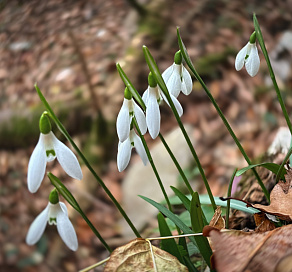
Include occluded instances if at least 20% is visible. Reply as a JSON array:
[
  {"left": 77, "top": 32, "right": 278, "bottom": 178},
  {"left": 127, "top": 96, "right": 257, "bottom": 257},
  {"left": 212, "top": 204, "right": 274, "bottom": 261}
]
[
  {"left": 179, "top": 236, "right": 199, "bottom": 272},
  {"left": 236, "top": 162, "right": 286, "bottom": 179},
  {"left": 142, "top": 46, "right": 170, "bottom": 98},
  {"left": 139, "top": 195, "right": 212, "bottom": 268},
  {"left": 165, "top": 195, "right": 260, "bottom": 214},
  {"left": 276, "top": 145, "right": 292, "bottom": 181},
  {"left": 171, "top": 186, "right": 191, "bottom": 212},
  {"left": 116, "top": 63, "right": 146, "bottom": 110},
  {"left": 177, "top": 28, "right": 199, "bottom": 80},
  {"left": 157, "top": 213, "right": 184, "bottom": 264},
  {"left": 190, "top": 192, "right": 212, "bottom": 267},
  {"left": 48, "top": 173, "right": 81, "bottom": 212}
]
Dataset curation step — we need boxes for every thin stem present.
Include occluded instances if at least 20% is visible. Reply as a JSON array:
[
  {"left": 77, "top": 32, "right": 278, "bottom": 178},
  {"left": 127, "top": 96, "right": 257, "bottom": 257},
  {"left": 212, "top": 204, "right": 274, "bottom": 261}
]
[
  {"left": 176, "top": 32, "right": 270, "bottom": 203},
  {"left": 253, "top": 14, "right": 292, "bottom": 134},
  {"left": 158, "top": 133, "right": 194, "bottom": 195},
  {"left": 35, "top": 84, "right": 141, "bottom": 238},
  {"left": 133, "top": 119, "right": 172, "bottom": 211},
  {"left": 226, "top": 168, "right": 237, "bottom": 229}
]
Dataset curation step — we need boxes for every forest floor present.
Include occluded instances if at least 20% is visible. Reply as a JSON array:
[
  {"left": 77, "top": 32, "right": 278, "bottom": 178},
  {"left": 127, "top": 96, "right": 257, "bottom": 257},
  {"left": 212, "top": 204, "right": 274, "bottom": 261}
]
[{"left": 1, "top": 0, "right": 292, "bottom": 271}]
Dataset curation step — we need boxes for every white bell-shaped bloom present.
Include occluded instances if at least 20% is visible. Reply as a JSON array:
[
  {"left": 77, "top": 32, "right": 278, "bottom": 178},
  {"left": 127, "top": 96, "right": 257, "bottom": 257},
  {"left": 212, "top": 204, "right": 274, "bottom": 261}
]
[
  {"left": 143, "top": 86, "right": 162, "bottom": 139},
  {"left": 143, "top": 85, "right": 183, "bottom": 139},
  {"left": 27, "top": 131, "right": 83, "bottom": 193},
  {"left": 268, "top": 127, "right": 291, "bottom": 155},
  {"left": 162, "top": 63, "right": 192, "bottom": 98},
  {"left": 116, "top": 97, "right": 147, "bottom": 143},
  {"left": 26, "top": 201, "right": 78, "bottom": 251},
  {"left": 235, "top": 42, "right": 260, "bottom": 77},
  {"left": 117, "top": 129, "right": 148, "bottom": 172}
]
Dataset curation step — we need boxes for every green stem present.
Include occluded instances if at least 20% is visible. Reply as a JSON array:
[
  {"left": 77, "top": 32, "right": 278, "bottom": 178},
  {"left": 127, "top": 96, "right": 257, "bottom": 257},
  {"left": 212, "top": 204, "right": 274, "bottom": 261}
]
[
  {"left": 226, "top": 168, "right": 237, "bottom": 229},
  {"left": 253, "top": 14, "right": 292, "bottom": 134},
  {"left": 276, "top": 146, "right": 292, "bottom": 182},
  {"left": 177, "top": 30, "right": 270, "bottom": 203},
  {"left": 35, "top": 84, "right": 141, "bottom": 238},
  {"left": 133, "top": 118, "right": 172, "bottom": 211},
  {"left": 159, "top": 133, "right": 194, "bottom": 195}
]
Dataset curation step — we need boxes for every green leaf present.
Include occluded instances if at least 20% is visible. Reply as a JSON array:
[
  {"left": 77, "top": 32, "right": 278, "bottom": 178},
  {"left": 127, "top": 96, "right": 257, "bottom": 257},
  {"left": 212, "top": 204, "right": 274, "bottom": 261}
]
[
  {"left": 116, "top": 63, "right": 146, "bottom": 110},
  {"left": 165, "top": 194, "right": 260, "bottom": 214},
  {"left": 171, "top": 186, "right": 191, "bottom": 212},
  {"left": 276, "top": 145, "right": 292, "bottom": 181},
  {"left": 142, "top": 46, "right": 170, "bottom": 98},
  {"left": 177, "top": 28, "right": 199, "bottom": 81},
  {"left": 139, "top": 195, "right": 211, "bottom": 268},
  {"left": 48, "top": 173, "right": 81, "bottom": 212},
  {"left": 236, "top": 162, "right": 286, "bottom": 179},
  {"left": 190, "top": 192, "right": 212, "bottom": 267},
  {"left": 157, "top": 213, "right": 184, "bottom": 264}
]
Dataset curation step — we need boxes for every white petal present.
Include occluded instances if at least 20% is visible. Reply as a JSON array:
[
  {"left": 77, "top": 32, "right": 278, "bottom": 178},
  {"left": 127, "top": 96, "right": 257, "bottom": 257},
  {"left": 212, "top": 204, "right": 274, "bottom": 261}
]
[
  {"left": 235, "top": 42, "right": 249, "bottom": 71},
  {"left": 26, "top": 203, "right": 50, "bottom": 245},
  {"left": 56, "top": 204, "right": 78, "bottom": 251},
  {"left": 245, "top": 44, "right": 260, "bottom": 77},
  {"left": 166, "top": 64, "right": 181, "bottom": 98},
  {"left": 162, "top": 63, "right": 174, "bottom": 83},
  {"left": 142, "top": 87, "right": 149, "bottom": 105},
  {"left": 133, "top": 102, "right": 147, "bottom": 135},
  {"left": 181, "top": 66, "right": 192, "bottom": 95},
  {"left": 27, "top": 134, "right": 47, "bottom": 193},
  {"left": 117, "top": 138, "right": 132, "bottom": 172},
  {"left": 146, "top": 91, "right": 161, "bottom": 139},
  {"left": 170, "top": 94, "right": 183, "bottom": 117},
  {"left": 116, "top": 99, "right": 131, "bottom": 142},
  {"left": 52, "top": 133, "right": 83, "bottom": 180},
  {"left": 133, "top": 134, "right": 148, "bottom": 165}
]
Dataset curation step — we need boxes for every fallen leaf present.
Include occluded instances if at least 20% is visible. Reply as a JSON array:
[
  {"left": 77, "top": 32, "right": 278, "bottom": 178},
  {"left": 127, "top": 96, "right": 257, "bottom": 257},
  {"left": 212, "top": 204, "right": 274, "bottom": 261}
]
[
  {"left": 253, "top": 212, "right": 276, "bottom": 232},
  {"left": 209, "top": 206, "right": 225, "bottom": 230},
  {"left": 104, "top": 238, "right": 188, "bottom": 272},
  {"left": 204, "top": 224, "right": 292, "bottom": 272}
]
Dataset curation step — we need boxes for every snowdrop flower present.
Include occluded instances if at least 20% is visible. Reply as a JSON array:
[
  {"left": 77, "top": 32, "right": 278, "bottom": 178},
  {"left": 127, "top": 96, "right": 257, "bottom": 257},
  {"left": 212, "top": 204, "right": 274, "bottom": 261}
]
[
  {"left": 27, "top": 113, "right": 82, "bottom": 193},
  {"left": 117, "top": 128, "right": 148, "bottom": 172},
  {"left": 26, "top": 189, "right": 78, "bottom": 251},
  {"left": 143, "top": 73, "right": 183, "bottom": 139},
  {"left": 268, "top": 127, "right": 291, "bottom": 155},
  {"left": 162, "top": 50, "right": 192, "bottom": 98},
  {"left": 116, "top": 87, "right": 147, "bottom": 142},
  {"left": 235, "top": 32, "right": 260, "bottom": 77}
]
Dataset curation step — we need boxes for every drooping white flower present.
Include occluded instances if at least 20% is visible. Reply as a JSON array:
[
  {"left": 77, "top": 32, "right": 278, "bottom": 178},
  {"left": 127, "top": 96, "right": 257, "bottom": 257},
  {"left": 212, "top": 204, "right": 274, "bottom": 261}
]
[
  {"left": 116, "top": 87, "right": 147, "bottom": 143},
  {"left": 26, "top": 200, "right": 78, "bottom": 251},
  {"left": 162, "top": 50, "right": 192, "bottom": 98},
  {"left": 143, "top": 73, "right": 183, "bottom": 139},
  {"left": 268, "top": 127, "right": 291, "bottom": 155},
  {"left": 235, "top": 32, "right": 260, "bottom": 77},
  {"left": 28, "top": 113, "right": 82, "bottom": 193},
  {"left": 117, "top": 129, "right": 148, "bottom": 172}
]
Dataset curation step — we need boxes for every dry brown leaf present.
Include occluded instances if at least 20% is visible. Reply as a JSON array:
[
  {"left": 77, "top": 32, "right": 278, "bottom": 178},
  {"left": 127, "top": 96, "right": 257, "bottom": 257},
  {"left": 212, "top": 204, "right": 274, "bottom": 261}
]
[
  {"left": 254, "top": 212, "right": 276, "bottom": 232},
  {"left": 205, "top": 224, "right": 292, "bottom": 272},
  {"left": 209, "top": 206, "right": 225, "bottom": 230},
  {"left": 104, "top": 238, "right": 188, "bottom": 272}
]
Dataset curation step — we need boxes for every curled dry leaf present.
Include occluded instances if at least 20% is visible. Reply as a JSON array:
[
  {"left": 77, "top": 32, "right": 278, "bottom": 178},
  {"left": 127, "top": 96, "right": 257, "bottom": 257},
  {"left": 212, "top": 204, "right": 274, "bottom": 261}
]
[
  {"left": 104, "top": 238, "right": 188, "bottom": 272},
  {"left": 251, "top": 170, "right": 292, "bottom": 221},
  {"left": 253, "top": 212, "right": 276, "bottom": 232},
  {"left": 205, "top": 224, "right": 292, "bottom": 272},
  {"left": 209, "top": 206, "right": 225, "bottom": 230}
]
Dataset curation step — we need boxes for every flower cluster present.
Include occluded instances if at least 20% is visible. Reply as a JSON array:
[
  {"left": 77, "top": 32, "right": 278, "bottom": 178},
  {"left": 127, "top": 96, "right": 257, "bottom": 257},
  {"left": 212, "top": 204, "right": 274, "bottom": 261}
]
[
  {"left": 26, "top": 112, "right": 82, "bottom": 250},
  {"left": 116, "top": 50, "right": 193, "bottom": 171}
]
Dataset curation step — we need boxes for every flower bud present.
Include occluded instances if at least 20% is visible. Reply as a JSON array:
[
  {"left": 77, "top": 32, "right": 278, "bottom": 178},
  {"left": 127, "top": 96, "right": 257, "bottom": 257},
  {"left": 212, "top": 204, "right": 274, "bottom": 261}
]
[{"left": 249, "top": 31, "right": 256, "bottom": 44}]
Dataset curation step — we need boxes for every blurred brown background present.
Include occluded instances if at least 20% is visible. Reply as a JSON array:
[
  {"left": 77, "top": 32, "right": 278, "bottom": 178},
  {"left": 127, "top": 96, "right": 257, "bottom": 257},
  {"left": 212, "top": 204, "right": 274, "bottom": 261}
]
[{"left": 1, "top": 0, "right": 292, "bottom": 271}]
